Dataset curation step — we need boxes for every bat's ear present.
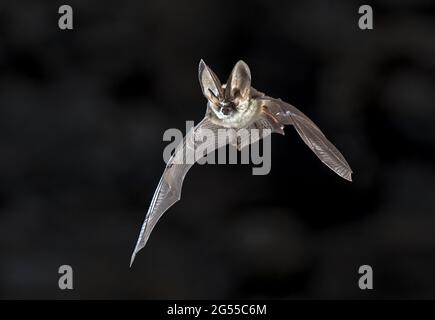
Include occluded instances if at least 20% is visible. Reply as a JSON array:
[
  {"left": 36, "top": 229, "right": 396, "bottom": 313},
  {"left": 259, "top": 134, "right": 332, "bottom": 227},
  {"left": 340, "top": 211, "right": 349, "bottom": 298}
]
[
  {"left": 198, "top": 59, "right": 223, "bottom": 103},
  {"left": 225, "top": 60, "right": 251, "bottom": 101}
]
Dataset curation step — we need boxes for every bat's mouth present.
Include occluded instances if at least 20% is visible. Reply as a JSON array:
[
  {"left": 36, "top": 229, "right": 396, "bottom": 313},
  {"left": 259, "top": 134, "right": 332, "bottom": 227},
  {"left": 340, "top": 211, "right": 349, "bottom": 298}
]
[{"left": 219, "top": 101, "right": 236, "bottom": 116}]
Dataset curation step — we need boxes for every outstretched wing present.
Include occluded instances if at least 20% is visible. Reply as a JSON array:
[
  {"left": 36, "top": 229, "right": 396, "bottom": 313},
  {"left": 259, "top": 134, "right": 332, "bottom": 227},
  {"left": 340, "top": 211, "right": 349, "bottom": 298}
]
[
  {"left": 236, "top": 114, "right": 284, "bottom": 151},
  {"left": 258, "top": 94, "right": 353, "bottom": 181},
  {"left": 130, "top": 118, "right": 228, "bottom": 266}
]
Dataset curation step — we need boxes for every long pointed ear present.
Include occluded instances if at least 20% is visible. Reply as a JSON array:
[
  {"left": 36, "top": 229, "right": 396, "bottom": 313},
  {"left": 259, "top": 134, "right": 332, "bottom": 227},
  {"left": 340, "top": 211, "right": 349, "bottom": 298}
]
[
  {"left": 225, "top": 60, "right": 251, "bottom": 101},
  {"left": 198, "top": 59, "right": 224, "bottom": 103}
]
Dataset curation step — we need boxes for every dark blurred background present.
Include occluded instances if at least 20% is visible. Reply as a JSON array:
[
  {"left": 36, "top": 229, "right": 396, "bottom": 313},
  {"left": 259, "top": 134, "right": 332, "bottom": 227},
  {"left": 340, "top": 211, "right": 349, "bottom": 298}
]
[{"left": 1, "top": 0, "right": 435, "bottom": 299}]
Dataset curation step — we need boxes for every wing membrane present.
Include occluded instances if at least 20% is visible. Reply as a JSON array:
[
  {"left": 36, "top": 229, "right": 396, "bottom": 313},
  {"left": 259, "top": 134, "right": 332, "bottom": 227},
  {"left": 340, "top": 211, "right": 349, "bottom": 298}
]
[
  {"left": 130, "top": 118, "right": 227, "bottom": 266},
  {"left": 260, "top": 96, "right": 353, "bottom": 181}
]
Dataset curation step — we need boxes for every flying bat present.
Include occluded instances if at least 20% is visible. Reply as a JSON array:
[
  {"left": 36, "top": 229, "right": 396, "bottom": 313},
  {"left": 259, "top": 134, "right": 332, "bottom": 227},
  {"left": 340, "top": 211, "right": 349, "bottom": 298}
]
[{"left": 130, "top": 60, "right": 353, "bottom": 266}]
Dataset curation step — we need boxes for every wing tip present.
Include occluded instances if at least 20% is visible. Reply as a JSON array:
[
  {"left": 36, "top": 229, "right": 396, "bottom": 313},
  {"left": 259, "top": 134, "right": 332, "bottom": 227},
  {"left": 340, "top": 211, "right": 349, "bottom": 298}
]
[
  {"left": 130, "top": 241, "right": 144, "bottom": 268},
  {"left": 129, "top": 252, "right": 136, "bottom": 268},
  {"left": 130, "top": 245, "right": 141, "bottom": 267},
  {"left": 341, "top": 170, "right": 353, "bottom": 182}
]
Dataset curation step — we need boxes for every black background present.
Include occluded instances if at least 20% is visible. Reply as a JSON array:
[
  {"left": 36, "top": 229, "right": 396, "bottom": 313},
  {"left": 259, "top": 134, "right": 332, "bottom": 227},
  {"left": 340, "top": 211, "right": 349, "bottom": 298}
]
[{"left": 1, "top": 0, "right": 435, "bottom": 299}]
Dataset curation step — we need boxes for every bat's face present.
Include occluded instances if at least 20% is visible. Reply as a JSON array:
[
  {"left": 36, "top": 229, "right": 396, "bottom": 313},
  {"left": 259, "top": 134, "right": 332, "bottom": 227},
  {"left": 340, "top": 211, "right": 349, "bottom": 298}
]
[{"left": 199, "top": 60, "right": 258, "bottom": 127}]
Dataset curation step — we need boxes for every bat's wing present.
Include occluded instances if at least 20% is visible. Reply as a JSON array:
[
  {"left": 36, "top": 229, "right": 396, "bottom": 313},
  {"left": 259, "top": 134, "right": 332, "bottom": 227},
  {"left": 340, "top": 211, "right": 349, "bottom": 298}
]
[
  {"left": 236, "top": 114, "right": 284, "bottom": 151},
  {"left": 130, "top": 117, "right": 229, "bottom": 266},
  {"left": 257, "top": 92, "right": 353, "bottom": 181}
]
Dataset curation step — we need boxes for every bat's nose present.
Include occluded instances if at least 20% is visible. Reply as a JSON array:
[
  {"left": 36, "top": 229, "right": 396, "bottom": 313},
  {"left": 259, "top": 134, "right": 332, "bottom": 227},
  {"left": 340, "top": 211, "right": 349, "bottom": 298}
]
[
  {"left": 220, "top": 101, "right": 236, "bottom": 115},
  {"left": 220, "top": 106, "right": 232, "bottom": 115}
]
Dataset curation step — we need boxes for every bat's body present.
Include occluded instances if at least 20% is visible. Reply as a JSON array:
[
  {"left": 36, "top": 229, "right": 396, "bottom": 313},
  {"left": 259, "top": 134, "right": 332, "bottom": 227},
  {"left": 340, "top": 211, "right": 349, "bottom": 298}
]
[{"left": 130, "top": 60, "right": 353, "bottom": 266}]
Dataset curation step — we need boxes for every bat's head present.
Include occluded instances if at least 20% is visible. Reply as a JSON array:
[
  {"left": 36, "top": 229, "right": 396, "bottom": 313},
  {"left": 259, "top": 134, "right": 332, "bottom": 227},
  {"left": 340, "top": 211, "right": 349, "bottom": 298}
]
[{"left": 198, "top": 59, "right": 251, "bottom": 119}]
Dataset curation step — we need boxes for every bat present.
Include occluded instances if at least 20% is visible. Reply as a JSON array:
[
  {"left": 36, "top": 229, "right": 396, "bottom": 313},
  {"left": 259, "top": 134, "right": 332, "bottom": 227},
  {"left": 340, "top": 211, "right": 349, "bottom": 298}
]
[{"left": 130, "top": 60, "right": 353, "bottom": 266}]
